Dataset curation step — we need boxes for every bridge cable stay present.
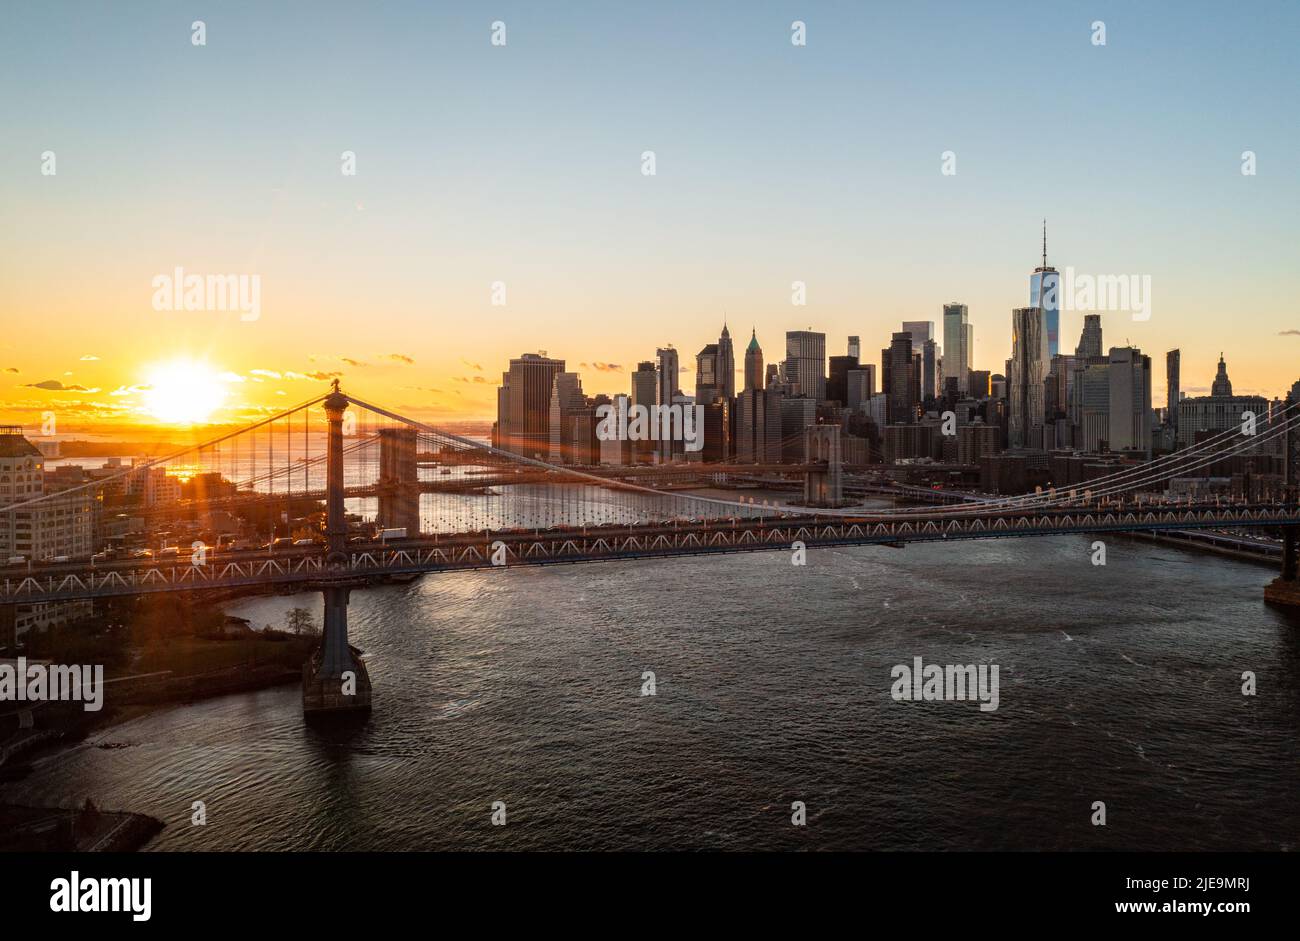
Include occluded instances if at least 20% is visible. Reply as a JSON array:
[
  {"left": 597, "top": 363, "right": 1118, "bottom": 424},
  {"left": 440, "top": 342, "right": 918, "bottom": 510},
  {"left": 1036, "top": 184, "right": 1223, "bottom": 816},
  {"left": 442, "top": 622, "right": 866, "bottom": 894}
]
[
  {"left": 0, "top": 393, "right": 329, "bottom": 515},
  {"left": 879, "top": 403, "right": 1300, "bottom": 518},
  {"left": 844, "top": 399, "right": 1300, "bottom": 518}
]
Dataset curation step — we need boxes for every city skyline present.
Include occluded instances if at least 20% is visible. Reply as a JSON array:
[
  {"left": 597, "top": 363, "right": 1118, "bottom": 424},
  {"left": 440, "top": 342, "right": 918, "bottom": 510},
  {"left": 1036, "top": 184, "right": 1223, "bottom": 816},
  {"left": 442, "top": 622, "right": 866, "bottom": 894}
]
[{"left": 2, "top": 1, "right": 1299, "bottom": 430}]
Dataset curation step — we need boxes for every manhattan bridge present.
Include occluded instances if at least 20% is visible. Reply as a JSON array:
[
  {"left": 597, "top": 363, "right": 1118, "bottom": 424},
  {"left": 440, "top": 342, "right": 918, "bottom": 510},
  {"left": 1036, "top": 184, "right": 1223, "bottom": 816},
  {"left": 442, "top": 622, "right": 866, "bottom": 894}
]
[{"left": 3, "top": 381, "right": 1298, "bottom": 714}]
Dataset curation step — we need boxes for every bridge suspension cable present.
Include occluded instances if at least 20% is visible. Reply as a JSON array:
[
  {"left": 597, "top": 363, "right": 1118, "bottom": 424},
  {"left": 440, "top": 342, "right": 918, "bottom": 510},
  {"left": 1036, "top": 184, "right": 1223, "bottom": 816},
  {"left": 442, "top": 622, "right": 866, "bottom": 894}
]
[{"left": 873, "top": 401, "right": 1300, "bottom": 517}]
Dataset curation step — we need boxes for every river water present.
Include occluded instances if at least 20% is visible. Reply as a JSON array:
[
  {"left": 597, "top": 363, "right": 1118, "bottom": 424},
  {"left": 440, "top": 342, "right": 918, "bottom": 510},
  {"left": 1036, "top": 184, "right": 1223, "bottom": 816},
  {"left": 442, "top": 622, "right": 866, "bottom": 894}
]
[{"left": 8, "top": 533, "right": 1300, "bottom": 850}]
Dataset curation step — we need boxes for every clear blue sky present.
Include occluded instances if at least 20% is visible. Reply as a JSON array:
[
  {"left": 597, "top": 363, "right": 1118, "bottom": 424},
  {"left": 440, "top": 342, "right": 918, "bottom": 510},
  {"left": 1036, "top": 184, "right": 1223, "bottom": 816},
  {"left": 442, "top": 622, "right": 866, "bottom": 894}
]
[{"left": 2, "top": 0, "right": 1297, "bottom": 423}]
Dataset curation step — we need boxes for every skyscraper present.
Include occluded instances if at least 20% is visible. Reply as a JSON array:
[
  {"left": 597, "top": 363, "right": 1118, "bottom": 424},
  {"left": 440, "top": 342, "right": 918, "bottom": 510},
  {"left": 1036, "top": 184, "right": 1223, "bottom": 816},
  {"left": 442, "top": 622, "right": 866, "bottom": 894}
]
[
  {"left": 846, "top": 369, "right": 872, "bottom": 409},
  {"left": 1008, "top": 307, "right": 1047, "bottom": 448},
  {"left": 1029, "top": 220, "right": 1061, "bottom": 358},
  {"left": 656, "top": 346, "right": 681, "bottom": 462},
  {"left": 827, "top": 354, "right": 859, "bottom": 405},
  {"left": 1075, "top": 314, "right": 1102, "bottom": 359},
  {"left": 921, "top": 339, "right": 938, "bottom": 400},
  {"left": 497, "top": 353, "right": 565, "bottom": 458},
  {"left": 1108, "top": 347, "right": 1152, "bottom": 456},
  {"left": 902, "top": 321, "right": 934, "bottom": 350},
  {"left": 847, "top": 336, "right": 861, "bottom": 360},
  {"left": 1166, "top": 349, "right": 1180, "bottom": 432},
  {"left": 736, "top": 330, "right": 782, "bottom": 463},
  {"left": 548, "top": 372, "right": 586, "bottom": 463},
  {"left": 942, "top": 303, "right": 970, "bottom": 394},
  {"left": 695, "top": 344, "right": 720, "bottom": 400},
  {"left": 885, "top": 332, "right": 916, "bottom": 424},
  {"left": 744, "top": 329, "right": 763, "bottom": 391},
  {"left": 630, "top": 360, "right": 657, "bottom": 464},
  {"left": 717, "top": 323, "right": 736, "bottom": 400},
  {"left": 782, "top": 330, "right": 826, "bottom": 400}
]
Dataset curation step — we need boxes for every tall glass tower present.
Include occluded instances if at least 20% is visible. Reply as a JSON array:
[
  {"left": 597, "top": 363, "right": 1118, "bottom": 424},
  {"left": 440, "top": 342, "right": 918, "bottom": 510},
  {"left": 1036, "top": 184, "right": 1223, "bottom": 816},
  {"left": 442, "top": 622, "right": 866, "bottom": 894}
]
[{"left": 1029, "top": 220, "right": 1060, "bottom": 357}]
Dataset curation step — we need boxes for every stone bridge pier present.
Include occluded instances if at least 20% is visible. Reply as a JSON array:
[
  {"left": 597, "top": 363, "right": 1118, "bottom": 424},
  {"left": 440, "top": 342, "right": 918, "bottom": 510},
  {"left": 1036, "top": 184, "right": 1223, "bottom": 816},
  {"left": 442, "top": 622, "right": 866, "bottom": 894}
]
[
  {"left": 377, "top": 427, "right": 420, "bottom": 536},
  {"left": 803, "top": 425, "right": 843, "bottom": 507}
]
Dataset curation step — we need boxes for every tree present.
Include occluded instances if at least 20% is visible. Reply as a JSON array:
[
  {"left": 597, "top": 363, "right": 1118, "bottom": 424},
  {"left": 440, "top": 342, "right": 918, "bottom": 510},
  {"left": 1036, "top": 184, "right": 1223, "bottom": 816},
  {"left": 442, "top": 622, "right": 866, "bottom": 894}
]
[{"left": 284, "top": 607, "right": 316, "bottom": 636}]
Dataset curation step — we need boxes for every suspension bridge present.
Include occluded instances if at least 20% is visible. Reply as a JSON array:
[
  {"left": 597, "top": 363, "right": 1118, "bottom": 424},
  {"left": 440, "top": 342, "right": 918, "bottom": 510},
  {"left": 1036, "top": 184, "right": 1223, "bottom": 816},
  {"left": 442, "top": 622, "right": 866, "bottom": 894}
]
[{"left": 3, "top": 381, "right": 1298, "bottom": 715}]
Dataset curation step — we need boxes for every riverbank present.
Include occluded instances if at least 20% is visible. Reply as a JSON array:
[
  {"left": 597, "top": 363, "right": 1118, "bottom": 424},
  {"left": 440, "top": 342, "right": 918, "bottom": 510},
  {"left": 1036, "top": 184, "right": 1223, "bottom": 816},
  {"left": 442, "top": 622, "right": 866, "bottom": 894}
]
[
  {"left": 0, "top": 634, "right": 317, "bottom": 776},
  {"left": 0, "top": 802, "right": 164, "bottom": 852},
  {"left": 1125, "top": 529, "right": 1282, "bottom": 566}
]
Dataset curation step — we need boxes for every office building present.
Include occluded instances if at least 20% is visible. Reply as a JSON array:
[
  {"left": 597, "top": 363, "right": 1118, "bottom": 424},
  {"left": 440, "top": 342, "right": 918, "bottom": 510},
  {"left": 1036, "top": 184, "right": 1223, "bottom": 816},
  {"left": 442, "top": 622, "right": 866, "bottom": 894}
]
[
  {"left": 922, "top": 339, "right": 939, "bottom": 400},
  {"left": 902, "top": 321, "right": 934, "bottom": 350},
  {"left": 1008, "top": 307, "right": 1047, "bottom": 448},
  {"left": 495, "top": 353, "right": 565, "bottom": 458},
  {"left": 847, "top": 368, "right": 873, "bottom": 409},
  {"left": 1029, "top": 221, "right": 1061, "bottom": 357},
  {"left": 548, "top": 372, "right": 586, "bottom": 463},
  {"left": 782, "top": 330, "right": 826, "bottom": 401},
  {"left": 884, "top": 332, "right": 917, "bottom": 425},
  {"left": 744, "top": 329, "right": 764, "bottom": 392},
  {"left": 1076, "top": 314, "right": 1103, "bottom": 359},
  {"left": 1166, "top": 349, "right": 1180, "bottom": 434},
  {"left": 827, "top": 354, "right": 859, "bottom": 405},
  {"left": 656, "top": 346, "right": 680, "bottom": 462},
  {"left": 630, "top": 361, "right": 658, "bottom": 464},
  {"left": 1107, "top": 347, "right": 1153, "bottom": 456},
  {"left": 1177, "top": 353, "right": 1268, "bottom": 448},
  {"left": 942, "top": 303, "right": 971, "bottom": 394}
]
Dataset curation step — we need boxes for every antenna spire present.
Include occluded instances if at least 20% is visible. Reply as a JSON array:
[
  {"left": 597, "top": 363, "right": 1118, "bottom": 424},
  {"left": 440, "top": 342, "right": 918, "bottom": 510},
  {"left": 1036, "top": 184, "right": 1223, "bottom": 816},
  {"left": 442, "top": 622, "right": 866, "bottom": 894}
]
[{"left": 1041, "top": 218, "right": 1047, "bottom": 268}]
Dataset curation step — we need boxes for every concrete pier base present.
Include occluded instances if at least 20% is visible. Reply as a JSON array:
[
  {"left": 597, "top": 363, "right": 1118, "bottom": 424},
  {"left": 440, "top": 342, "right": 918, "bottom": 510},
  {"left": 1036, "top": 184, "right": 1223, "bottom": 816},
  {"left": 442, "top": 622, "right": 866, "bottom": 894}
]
[
  {"left": 302, "top": 645, "right": 372, "bottom": 716},
  {"left": 1264, "top": 576, "right": 1300, "bottom": 612}
]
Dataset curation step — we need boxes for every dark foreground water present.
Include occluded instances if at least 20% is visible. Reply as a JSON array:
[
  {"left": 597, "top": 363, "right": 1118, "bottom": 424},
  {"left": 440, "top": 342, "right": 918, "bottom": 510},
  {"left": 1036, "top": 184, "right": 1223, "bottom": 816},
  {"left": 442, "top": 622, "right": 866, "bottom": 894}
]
[{"left": 9, "top": 535, "right": 1300, "bottom": 850}]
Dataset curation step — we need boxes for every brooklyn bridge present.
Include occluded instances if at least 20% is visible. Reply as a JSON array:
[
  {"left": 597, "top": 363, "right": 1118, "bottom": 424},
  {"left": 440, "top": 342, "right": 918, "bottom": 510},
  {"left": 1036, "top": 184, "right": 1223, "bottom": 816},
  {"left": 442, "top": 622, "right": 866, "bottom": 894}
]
[{"left": 4, "top": 382, "right": 1298, "bottom": 715}]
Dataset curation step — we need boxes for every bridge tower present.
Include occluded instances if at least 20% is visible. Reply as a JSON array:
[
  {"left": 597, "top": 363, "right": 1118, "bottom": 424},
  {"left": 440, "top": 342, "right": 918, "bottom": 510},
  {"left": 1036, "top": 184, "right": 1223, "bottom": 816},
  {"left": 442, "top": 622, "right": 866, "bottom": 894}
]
[
  {"left": 377, "top": 427, "right": 420, "bottom": 536},
  {"left": 302, "top": 382, "right": 372, "bottom": 716},
  {"left": 803, "top": 424, "right": 843, "bottom": 507},
  {"left": 1265, "top": 384, "right": 1300, "bottom": 610}
]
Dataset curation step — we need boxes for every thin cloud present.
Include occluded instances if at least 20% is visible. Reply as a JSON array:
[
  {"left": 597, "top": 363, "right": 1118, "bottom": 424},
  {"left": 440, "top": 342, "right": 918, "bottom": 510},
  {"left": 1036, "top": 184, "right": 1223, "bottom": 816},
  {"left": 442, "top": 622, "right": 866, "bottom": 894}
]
[
  {"left": 1279, "top": 329, "right": 1300, "bottom": 336},
  {"left": 342, "top": 358, "right": 368, "bottom": 367},
  {"left": 25, "top": 379, "right": 91, "bottom": 392},
  {"left": 590, "top": 362, "right": 623, "bottom": 373},
  {"left": 250, "top": 369, "right": 281, "bottom": 379},
  {"left": 305, "top": 370, "right": 342, "bottom": 381},
  {"left": 385, "top": 353, "right": 416, "bottom": 365},
  {"left": 460, "top": 358, "right": 483, "bottom": 372},
  {"left": 79, "top": 354, "right": 100, "bottom": 361}
]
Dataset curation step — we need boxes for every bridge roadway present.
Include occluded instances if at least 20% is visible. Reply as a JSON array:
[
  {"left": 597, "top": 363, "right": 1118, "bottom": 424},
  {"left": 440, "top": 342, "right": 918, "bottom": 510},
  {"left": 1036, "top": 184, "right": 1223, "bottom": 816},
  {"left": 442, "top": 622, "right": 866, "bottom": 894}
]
[{"left": 4, "top": 501, "right": 1298, "bottom": 603}]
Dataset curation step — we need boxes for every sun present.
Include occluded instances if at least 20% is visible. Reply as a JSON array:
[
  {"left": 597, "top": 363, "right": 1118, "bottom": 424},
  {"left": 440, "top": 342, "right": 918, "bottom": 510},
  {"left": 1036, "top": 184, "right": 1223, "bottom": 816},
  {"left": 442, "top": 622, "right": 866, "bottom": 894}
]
[{"left": 141, "top": 359, "right": 229, "bottom": 425}]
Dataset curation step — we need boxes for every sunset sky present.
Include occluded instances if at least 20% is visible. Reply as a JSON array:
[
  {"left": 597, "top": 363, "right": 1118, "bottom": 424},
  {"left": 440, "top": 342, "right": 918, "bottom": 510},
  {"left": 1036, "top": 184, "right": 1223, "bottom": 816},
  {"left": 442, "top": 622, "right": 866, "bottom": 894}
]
[{"left": 2, "top": 0, "right": 1298, "bottom": 433}]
